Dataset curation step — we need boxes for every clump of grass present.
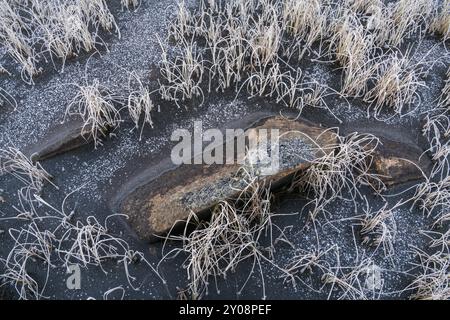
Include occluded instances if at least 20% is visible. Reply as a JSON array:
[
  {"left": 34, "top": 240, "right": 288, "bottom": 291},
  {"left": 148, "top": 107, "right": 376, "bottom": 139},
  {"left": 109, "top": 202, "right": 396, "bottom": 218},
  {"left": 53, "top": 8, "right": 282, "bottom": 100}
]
[
  {"left": 282, "top": 226, "right": 389, "bottom": 299},
  {"left": 243, "top": 62, "right": 285, "bottom": 99},
  {"left": 0, "top": 0, "right": 120, "bottom": 83},
  {"left": 322, "top": 256, "right": 385, "bottom": 300},
  {"left": 364, "top": 50, "right": 427, "bottom": 119},
  {"left": 0, "top": 221, "right": 56, "bottom": 300},
  {"left": 328, "top": 10, "right": 370, "bottom": 70},
  {"left": 160, "top": 0, "right": 344, "bottom": 119},
  {"left": 411, "top": 175, "right": 450, "bottom": 228},
  {"left": 281, "top": 245, "right": 337, "bottom": 291},
  {"left": 345, "top": 0, "right": 384, "bottom": 13},
  {"left": 0, "top": 148, "right": 57, "bottom": 299},
  {"left": 429, "top": 0, "right": 450, "bottom": 41},
  {"left": 121, "top": 0, "right": 140, "bottom": 11},
  {"left": 405, "top": 246, "right": 449, "bottom": 300},
  {"left": 57, "top": 214, "right": 167, "bottom": 293},
  {"left": 423, "top": 67, "right": 450, "bottom": 179},
  {"left": 160, "top": 0, "right": 439, "bottom": 121},
  {"left": 78, "top": 0, "right": 120, "bottom": 36},
  {"left": 420, "top": 229, "right": 450, "bottom": 251},
  {"left": 158, "top": 37, "right": 205, "bottom": 108},
  {"left": 127, "top": 72, "right": 155, "bottom": 140},
  {"left": 1, "top": 187, "right": 166, "bottom": 299},
  {"left": 247, "top": 3, "right": 282, "bottom": 67},
  {"left": 37, "top": 5, "right": 95, "bottom": 71},
  {"left": 160, "top": 163, "right": 279, "bottom": 300},
  {"left": 57, "top": 215, "right": 130, "bottom": 270},
  {"left": 169, "top": 0, "right": 195, "bottom": 42},
  {"left": 0, "top": 147, "right": 54, "bottom": 194},
  {"left": 387, "top": 0, "right": 435, "bottom": 47},
  {"left": 327, "top": 9, "right": 376, "bottom": 98},
  {"left": 0, "top": 0, "right": 40, "bottom": 83},
  {"left": 282, "top": 0, "right": 329, "bottom": 60},
  {"left": 292, "top": 131, "right": 385, "bottom": 220},
  {"left": 366, "top": 2, "right": 391, "bottom": 45},
  {"left": 64, "top": 79, "right": 123, "bottom": 148},
  {"left": 360, "top": 201, "right": 401, "bottom": 259}
]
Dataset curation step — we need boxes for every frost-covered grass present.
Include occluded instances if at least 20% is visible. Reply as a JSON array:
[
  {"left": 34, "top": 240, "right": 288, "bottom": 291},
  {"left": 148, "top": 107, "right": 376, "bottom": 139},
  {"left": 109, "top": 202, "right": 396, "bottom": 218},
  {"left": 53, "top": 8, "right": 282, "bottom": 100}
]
[{"left": 0, "top": 0, "right": 121, "bottom": 84}]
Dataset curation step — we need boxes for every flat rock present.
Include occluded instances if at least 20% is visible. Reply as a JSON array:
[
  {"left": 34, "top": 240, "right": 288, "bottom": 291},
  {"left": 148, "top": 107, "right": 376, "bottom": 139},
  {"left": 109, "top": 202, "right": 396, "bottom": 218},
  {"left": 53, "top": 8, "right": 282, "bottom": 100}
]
[
  {"left": 118, "top": 117, "right": 430, "bottom": 242},
  {"left": 28, "top": 121, "right": 95, "bottom": 161},
  {"left": 119, "top": 116, "right": 337, "bottom": 242},
  {"left": 341, "top": 123, "right": 430, "bottom": 186},
  {"left": 372, "top": 137, "right": 430, "bottom": 187}
]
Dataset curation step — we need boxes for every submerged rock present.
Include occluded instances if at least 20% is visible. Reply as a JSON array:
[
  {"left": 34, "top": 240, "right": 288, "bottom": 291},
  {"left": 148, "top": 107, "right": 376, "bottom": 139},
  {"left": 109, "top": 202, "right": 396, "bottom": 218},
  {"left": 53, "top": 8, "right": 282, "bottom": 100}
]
[
  {"left": 117, "top": 116, "right": 430, "bottom": 243},
  {"left": 372, "top": 137, "right": 430, "bottom": 186},
  {"left": 118, "top": 116, "right": 337, "bottom": 242},
  {"left": 29, "top": 121, "right": 96, "bottom": 161}
]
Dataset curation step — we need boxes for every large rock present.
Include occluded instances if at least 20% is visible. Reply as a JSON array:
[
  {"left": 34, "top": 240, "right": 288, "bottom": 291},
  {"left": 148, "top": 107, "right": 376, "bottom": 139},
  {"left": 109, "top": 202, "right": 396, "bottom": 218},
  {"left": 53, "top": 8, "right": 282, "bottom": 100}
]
[
  {"left": 117, "top": 117, "right": 429, "bottom": 242},
  {"left": 118, "top": 116, "right": 338, "bottom": 242}
]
